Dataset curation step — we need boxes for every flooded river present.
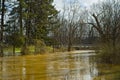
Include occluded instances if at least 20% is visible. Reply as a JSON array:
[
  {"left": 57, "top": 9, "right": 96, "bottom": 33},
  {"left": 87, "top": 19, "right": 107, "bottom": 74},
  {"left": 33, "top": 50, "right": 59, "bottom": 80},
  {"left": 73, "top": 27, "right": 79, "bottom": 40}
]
[{"left": 0, "top": 51, "right": 120, "bottom": 80}]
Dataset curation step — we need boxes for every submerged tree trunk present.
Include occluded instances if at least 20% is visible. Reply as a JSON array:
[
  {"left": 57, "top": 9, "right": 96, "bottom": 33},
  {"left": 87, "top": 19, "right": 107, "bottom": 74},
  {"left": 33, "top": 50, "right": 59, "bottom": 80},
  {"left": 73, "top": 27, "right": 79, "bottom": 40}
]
[
  {"left": 13, "top": 45, "right": 15, "bottom": 56},
  {"left": 68, "top": 45, "right": 72, "bottom": 52},
  {"left": 68, "top": 37, "right": 72, "bottom": 52}
]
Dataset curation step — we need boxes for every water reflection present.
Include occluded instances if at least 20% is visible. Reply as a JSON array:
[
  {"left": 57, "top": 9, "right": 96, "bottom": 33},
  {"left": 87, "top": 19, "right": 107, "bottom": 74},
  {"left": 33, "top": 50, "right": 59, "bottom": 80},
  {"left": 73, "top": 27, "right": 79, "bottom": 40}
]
[
  {"left": 0, "top": 52, "right": 98, "bottom": 80},
  {"left": 62, "top": 53, "right": 98, "bottom": 80}
]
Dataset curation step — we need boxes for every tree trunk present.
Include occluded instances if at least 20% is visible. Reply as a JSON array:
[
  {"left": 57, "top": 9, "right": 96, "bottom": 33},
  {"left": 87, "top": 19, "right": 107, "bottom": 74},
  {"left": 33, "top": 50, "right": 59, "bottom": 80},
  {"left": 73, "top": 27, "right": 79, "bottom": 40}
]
[
  {"left": 68, "top": 39, "right": 72, "bottom": 52},
  {"left": 0, "top": 0, "right": 5, "bottom": 57},
  {"left": 68, "top": 45, "right": 71, "bottom": 52},
  {"left": 19, "top": 0, "right": 23, "bottom": 35},
  {"left": 13, "top": 45, "right": 15, "bottom": 56}
]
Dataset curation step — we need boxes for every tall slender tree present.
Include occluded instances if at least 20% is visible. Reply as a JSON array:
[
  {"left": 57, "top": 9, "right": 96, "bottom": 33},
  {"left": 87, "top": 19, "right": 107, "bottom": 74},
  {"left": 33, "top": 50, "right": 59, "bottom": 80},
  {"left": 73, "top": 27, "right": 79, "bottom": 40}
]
[
  {"left": 0, "top": 0, "right": 5, "bottom": 57},
  {"left": 19, "top": 0, "right": 23, "bottom": 35}
]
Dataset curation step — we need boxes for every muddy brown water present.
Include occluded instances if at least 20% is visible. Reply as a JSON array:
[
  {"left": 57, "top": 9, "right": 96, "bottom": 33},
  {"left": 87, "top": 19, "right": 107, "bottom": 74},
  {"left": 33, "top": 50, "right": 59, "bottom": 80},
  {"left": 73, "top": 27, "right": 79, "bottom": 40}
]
[{"left": 0, "top": 52, "right": 120, "bottom": 80}]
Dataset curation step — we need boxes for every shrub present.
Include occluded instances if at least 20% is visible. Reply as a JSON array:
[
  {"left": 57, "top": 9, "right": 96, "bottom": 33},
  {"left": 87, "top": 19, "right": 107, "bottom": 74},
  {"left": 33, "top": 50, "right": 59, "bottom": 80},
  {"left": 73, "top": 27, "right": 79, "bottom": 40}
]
[
  {"left": 21, "top": 46, "right": 30, "bottom": 55},
  {"left": 97, "top": 43, "right": 120, "bottom": 64},
  {"left": 34, "top": 39, "right": 46, "bottom": 54}
]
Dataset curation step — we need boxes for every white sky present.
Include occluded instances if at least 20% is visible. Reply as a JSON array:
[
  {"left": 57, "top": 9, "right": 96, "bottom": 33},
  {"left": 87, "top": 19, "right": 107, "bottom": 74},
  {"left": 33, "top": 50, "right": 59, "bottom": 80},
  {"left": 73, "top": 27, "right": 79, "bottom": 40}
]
[{"left": 53, "top": 0, "right": 103, "bottom": 11}]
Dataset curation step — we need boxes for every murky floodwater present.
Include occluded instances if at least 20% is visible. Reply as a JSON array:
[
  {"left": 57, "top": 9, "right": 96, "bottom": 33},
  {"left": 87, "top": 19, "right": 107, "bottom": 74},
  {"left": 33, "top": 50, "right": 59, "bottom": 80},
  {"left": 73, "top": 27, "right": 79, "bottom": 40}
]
[{"left": 0, "top": 52, "right": 120, "bottom": 80}]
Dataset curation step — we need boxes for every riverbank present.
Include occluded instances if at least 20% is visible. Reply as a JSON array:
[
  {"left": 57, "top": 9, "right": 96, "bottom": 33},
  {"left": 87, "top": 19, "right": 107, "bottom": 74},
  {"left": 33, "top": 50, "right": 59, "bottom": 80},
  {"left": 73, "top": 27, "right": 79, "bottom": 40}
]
[{"left": 70, "top": 50, "right": 95, "bottom": 53}]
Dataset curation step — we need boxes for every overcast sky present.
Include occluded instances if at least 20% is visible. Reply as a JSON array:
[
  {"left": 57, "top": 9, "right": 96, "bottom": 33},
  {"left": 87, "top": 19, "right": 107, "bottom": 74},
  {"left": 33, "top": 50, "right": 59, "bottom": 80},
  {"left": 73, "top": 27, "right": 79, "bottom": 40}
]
[{"left": 53, "top": 0, "right": 103, "bottom": 11}]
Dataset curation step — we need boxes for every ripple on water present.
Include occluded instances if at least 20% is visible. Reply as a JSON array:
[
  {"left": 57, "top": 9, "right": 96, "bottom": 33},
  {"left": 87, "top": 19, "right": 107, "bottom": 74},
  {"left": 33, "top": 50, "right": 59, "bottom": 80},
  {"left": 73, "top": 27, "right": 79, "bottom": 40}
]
[{"left": 0, "top": 52, "right": 120, "bottom": 80}]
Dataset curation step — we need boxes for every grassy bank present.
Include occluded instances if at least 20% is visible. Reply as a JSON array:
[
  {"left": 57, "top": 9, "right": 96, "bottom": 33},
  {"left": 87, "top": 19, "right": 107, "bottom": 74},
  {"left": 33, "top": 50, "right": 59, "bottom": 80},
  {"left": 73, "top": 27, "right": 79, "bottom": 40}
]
[
  {"left": 94, "top": 64, "right": 120, "bottom": 80},
  {"left": 96, "top": 43, "right": 120, "bottom": 64}
]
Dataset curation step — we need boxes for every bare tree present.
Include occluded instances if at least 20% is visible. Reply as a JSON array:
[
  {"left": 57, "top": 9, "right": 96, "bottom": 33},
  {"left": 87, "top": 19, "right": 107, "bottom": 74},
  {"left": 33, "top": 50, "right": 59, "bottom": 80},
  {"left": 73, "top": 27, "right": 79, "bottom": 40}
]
[
  {"left": 54, "top": 0, "right": 86, "bottom": 51},
  {"left": 88, "top": 0, "right": 120, "bottom": 50}
]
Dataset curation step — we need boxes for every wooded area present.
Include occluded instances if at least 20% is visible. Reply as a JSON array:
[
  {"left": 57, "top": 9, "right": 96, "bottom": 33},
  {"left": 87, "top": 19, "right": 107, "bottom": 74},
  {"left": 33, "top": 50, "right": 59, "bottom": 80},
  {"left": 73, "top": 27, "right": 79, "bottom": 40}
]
[{"left": 0, "top": 0, "right": 120, "bottom": 64}]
